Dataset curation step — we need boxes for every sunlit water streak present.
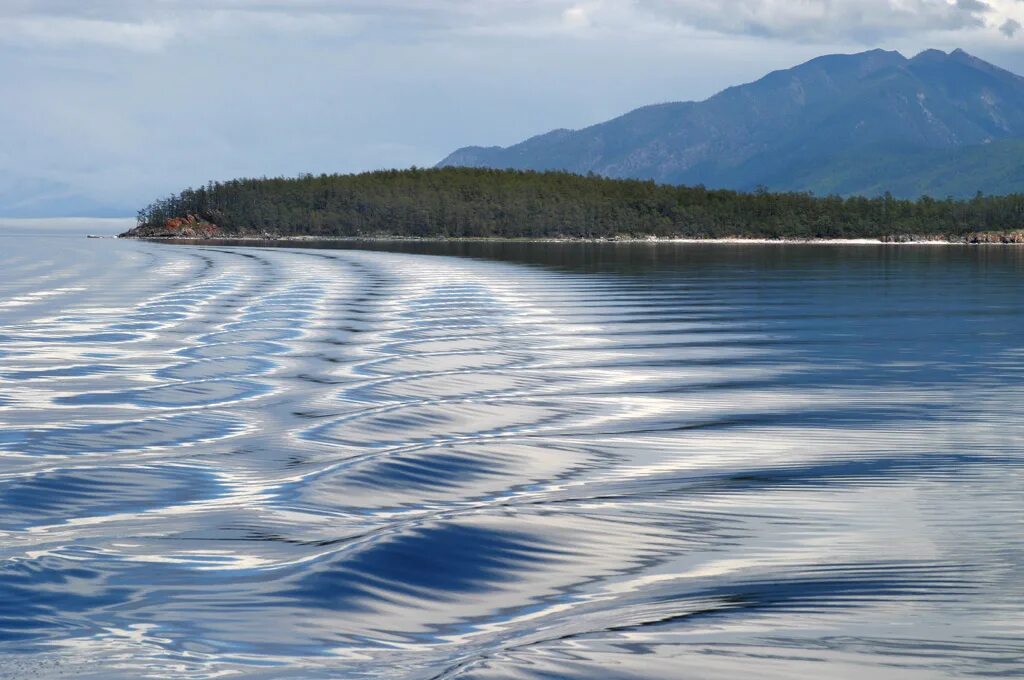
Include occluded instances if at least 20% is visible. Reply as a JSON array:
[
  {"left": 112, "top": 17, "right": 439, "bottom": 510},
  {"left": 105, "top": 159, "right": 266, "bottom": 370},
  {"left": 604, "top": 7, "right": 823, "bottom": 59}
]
[{"left": 0, "top": 234, "right": 1022, "bottom": 679}]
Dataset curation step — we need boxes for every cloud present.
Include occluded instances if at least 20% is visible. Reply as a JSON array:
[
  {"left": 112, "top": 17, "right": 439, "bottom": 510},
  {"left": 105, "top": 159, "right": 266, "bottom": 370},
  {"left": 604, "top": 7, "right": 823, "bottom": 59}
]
[
  {"left": 563, "top": 6, "right": 592, "bottom": 29},
  {"left": 0, "top": 1, "right": 602, "bottom": 50},
  {"left": 4, "top": 0, "right": 1022, "bottom": 45},
  {"left": 955, "top": 0, "right": 991, "bottom": 11},
  {"left": 6, "top": 1, "right": 1016, "bottom": 50},
  {"left": 2, "top": 15, "right": 177, "bottom": 51},
  {"left": 0, "top": 3, "right": 372, "bottom": 51},
  {"left": 634, "top": 0, "right": 997, "bottom": 42},
  {"left": 2, "top": 0, "right": 1024, "bottom": 217}
]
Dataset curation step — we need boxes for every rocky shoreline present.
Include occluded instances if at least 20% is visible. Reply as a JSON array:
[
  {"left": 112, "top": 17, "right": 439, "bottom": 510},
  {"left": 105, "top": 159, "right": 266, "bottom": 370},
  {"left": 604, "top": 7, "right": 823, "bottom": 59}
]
[{"left": 118, "top": 225, "right": 1024, "bottom": 245}]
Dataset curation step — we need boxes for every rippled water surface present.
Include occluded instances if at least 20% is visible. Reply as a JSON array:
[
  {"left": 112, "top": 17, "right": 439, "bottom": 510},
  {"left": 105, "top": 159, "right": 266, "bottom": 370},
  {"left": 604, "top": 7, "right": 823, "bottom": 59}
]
[{"left": 1, "top": 234, "right": 1022, "bottom": 679}]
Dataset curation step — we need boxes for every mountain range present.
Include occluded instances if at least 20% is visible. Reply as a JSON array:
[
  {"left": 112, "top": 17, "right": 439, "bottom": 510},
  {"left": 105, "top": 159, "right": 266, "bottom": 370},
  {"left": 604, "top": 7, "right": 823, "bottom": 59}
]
[{"left": 438, "top": 48, "right": 1024, "bottom": 199}]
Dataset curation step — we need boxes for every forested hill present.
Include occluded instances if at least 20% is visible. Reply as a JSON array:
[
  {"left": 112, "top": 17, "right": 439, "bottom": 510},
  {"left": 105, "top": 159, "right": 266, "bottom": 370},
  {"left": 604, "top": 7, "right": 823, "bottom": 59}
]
[{"left": 123, "top": 167, "right": 1024, "bottom": 242}]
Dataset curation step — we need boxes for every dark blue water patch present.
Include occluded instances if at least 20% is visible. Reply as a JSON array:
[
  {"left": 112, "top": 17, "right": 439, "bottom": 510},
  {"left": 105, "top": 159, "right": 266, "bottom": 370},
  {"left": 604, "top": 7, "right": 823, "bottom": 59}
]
[
  {"left": 56, "top": 378, "right": 272, "bottom": 408},
  {"left": 0, "top": 465, "right": 222, "bottom": 530},
  {"left": 156, "top": 357, "right": 277, "bottom": 381},
  {"left": 1, "top": 364, "right": 121, "bottom": 380},
  {"left": 651, "top": 561, "right": 975, "bottom": 622},
  {"left": 277, "top": 449, "right": 511, "bottom": 507},
  {"left": 344, "top": 451, "right": 501, "bottom": 491},
  {"left": 0, "top": 412, "right": 246, "bottom": 456},
  {"left": 749, "top": 404, "right": 947, "bottom": 428},
  {"left": 0, "top": 553, "right": 132, "bottom": 645},
  {"left": 283, "top": 524, "right": 560, "bottom": 612}
]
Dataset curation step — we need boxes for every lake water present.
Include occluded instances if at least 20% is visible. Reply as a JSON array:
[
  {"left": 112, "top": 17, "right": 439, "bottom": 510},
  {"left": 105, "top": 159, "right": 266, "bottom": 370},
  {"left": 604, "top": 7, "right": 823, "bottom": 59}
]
[{"left": 1, "top": 234, "right": 1022, "bottom": 679}]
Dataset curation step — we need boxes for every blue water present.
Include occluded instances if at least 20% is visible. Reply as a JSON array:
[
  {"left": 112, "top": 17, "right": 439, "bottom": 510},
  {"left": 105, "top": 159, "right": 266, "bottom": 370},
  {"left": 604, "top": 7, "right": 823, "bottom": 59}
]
[{"left": 0, "top": 234, "right": 1022, "bottom": 678}]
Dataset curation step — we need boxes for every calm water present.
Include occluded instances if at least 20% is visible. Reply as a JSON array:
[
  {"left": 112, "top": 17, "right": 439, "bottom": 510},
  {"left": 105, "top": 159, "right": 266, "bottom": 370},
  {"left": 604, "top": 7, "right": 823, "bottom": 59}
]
[{"left": 1, "top": 235, "right": 1022, "bottom": 679}]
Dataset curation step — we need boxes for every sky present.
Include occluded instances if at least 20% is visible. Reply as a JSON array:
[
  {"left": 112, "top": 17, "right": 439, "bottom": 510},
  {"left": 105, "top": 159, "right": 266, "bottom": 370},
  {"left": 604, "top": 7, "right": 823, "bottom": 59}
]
[{"left": 3, "top": 0, "right": 1024, "bottom": 217}]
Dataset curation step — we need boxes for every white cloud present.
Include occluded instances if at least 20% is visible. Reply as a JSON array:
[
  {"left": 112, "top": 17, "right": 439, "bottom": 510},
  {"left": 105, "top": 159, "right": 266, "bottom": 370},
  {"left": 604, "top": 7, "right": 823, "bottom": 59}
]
[
  {"left": 0, "top": 2, "right": 560, "bottom": 52},
  {"left": 2, "top": 16, "right": 177, "bottom": 51},
  {"left": 563, "top": 5, "right": 592, "bottom": 29},
  {"left": 4, "top": 1, "right": 1017, "bottom": 51},
  {"left": 633, "top": 0, "right": 1009, "bottom": 42},
  {"left": 1, "top": 0, "right": 1023, "bottom": 216}
]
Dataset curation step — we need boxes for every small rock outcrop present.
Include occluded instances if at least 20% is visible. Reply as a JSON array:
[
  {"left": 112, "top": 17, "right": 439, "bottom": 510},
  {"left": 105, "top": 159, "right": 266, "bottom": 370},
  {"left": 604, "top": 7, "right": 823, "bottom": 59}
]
[
  {"left": 965, "top": 230, "right": 1024, "bottom": 244},
  {"left": 119, "top": 215, "right": 221, "bottom": 239}
]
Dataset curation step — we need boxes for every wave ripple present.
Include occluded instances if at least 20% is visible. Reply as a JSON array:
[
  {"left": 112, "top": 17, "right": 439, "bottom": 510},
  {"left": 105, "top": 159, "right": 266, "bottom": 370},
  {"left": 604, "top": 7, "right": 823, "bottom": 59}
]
[{"left": 0, "top": 237, "right": 1021, "bottom": 678}]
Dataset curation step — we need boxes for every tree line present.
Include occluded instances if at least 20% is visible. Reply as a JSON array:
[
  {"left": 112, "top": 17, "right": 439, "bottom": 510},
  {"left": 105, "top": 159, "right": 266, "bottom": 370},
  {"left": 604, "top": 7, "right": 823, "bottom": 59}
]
[{"left": 134, "top": 167, "right": 1024, "bottom": 239}]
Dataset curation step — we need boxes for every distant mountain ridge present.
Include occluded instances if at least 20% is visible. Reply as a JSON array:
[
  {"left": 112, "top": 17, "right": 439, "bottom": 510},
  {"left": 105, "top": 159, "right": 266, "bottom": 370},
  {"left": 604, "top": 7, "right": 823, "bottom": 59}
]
[{"left": 438, "top": 49, "right": 1024, "bottom": 198}]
